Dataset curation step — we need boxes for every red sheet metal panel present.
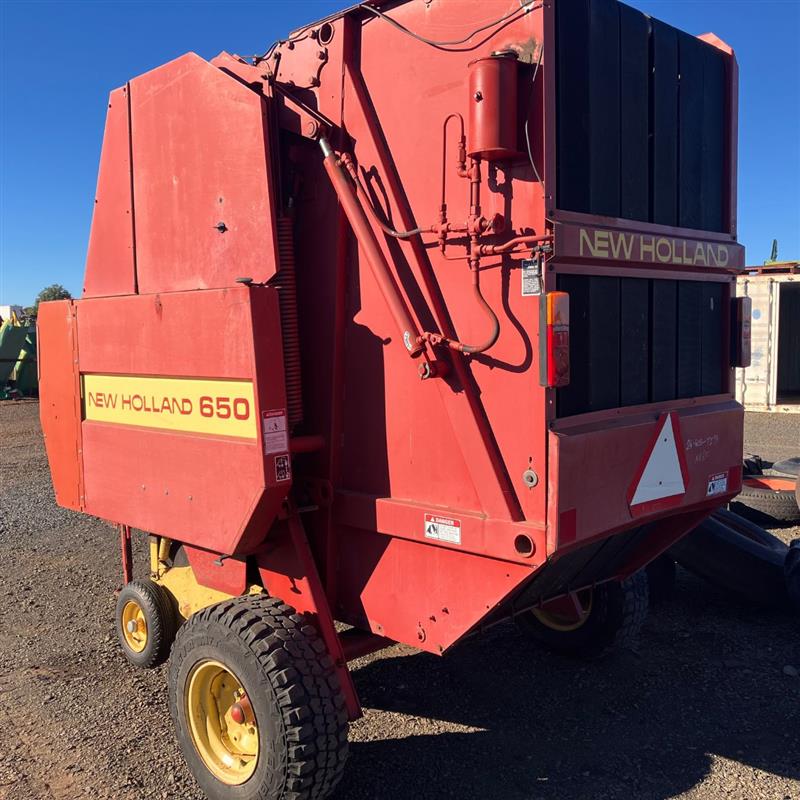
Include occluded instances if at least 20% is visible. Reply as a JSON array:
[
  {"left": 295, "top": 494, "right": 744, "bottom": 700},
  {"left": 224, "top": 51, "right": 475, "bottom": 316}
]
[
  {"left": 76, "top": 285, "right": 289, "bottom": 555},
  {"left": 335, "top": 528, "right": 533, "bottom": 655},
  {"left": 83, "top": 86, "right": 136, "bottom": 298},
  {"left": 129, "top": 52, "right": 279, "bottom": 293},
  {"left": 549, "top": 400, "right": 743, "bottom": 552},
  {"left": 37, "top": 301, "right": 83, "bottom": 511}
]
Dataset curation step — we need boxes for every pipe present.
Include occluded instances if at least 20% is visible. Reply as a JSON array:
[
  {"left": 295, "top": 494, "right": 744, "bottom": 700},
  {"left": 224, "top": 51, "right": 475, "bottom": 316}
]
[
  {"left": 462, "top": 265, "right": 500, "bottom": 354},
  {"left": 417, "top": 156, "right": 500, "bottom": 356},
  {"left": 478, "top": 233, "right": 552, "bottom": 256},
  {"left": 441, "top": 113, "right": 467, "bottom": 209},
  {"left": 320, "top": 137, "right": 424, "bottom": 357}
]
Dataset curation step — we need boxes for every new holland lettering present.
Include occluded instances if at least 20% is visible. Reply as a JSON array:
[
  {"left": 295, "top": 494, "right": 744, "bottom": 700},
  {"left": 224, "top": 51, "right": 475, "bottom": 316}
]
[
  {"left": 578, "top": 228, "right": 730, "bottom": 267},
  {"left": 81, "top": 374, "right": 257, "bottom": 439}
]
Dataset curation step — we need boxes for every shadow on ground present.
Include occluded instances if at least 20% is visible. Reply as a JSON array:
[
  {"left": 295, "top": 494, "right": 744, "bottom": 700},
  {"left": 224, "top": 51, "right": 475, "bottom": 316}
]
[{"left": 337, "top": 574, "right": 799, "bottom": 800}]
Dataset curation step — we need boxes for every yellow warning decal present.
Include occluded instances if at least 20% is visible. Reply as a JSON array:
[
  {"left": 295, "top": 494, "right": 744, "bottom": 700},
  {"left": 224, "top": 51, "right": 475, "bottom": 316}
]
[{"left": 82, "top": 374, "right": 257, "bottom": 439}]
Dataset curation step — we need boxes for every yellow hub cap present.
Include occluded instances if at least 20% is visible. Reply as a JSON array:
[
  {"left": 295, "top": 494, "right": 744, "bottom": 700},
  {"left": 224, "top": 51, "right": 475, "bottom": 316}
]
[
  {"left": 532, "top": 589, "right": 594, "bottom": 632},
  {"left": 185, "top": 660, "right": 259, "bottom": 785},
  {"left": 121, "top": 601, "right": 148, "bottom": 652}
]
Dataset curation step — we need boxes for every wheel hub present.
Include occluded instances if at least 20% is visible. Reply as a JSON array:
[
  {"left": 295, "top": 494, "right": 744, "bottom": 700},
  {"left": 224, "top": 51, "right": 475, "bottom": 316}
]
[
  {"left": 185, "top": 659, "right": 259, "bottom": 785},
  {"left": 121, "top": 600, "right": 148, "bottom": 652},
  {"left": 532, "top": 589, "right": 594, "bottom": 632}
]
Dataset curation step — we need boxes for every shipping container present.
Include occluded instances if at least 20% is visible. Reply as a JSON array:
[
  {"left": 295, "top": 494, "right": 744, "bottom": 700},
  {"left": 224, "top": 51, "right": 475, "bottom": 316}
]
[{"left": 736, "top": 269, "right": 800, "bottom": 412}]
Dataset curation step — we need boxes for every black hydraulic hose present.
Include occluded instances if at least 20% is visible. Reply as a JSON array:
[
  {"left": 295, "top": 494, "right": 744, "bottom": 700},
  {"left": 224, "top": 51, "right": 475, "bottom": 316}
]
[{"left": 352, "top": 171, "right": 427, "bottom": 239}]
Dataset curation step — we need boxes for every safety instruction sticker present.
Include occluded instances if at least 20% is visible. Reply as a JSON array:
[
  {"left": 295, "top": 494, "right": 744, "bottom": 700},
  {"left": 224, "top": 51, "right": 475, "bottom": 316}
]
[
  {"left": 262, "top": 409, "right": 288, "bottom": 455},
  {"left": 520, "top": 258, "right": 542, "bottom": 296},
  {"left": 706, "top": 472, "right": 728, "bottom": 497},
  {"left": 424, "top": 514, "right": 461, "bottom": 545}
]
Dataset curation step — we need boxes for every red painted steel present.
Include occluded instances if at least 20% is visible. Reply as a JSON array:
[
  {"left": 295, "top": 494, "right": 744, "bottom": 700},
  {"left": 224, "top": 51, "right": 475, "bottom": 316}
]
[
  {"left": 184, "top": 546, "right": 248, "bottom": 596},
  {"left": 120, "top": 525, "right": 133, "bottom": 585},
  {"left": 37, "top": 300, "right": 83, "bottom": 511},
  {"left": 38, "top": 1, "right": 745, "bottom": 693},
  {"left": 56, "top": 286, "right": 289, "bottom": 571},
  {"left": 129, "top": 53, "right": 280, "bottom": 293},
  {"left": 549, "top": 401, "right": 743, "bottom": 553},
  {"left": 83, "top": 86, "right": 136, "bottom": 298},
  {"left": 467, "top": 52, "right": 520, "bottom": 160}
]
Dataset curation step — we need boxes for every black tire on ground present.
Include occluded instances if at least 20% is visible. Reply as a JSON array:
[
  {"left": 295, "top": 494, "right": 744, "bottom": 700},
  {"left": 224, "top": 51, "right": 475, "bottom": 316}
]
[
  {"left": 712, "top": 508, "right": 789, "bottom": 552},
  {"left": 169, "top": 594, "right": 349, "bottom": 800},
  {"left": 115, "top": 579, "right": 177, "bottom": 669},
  {"left": 773, "top": 457, "right": 800, "bottom": 478},
  {"left": 645, "top": 554, "right": 677, "bottom": 607},
  {"left": 516, "top": 570, "right": 649, "bottom": 658},
  {"left": 730, "top": 478, "right": 800, "bottom": 524},
  {"left": 786, "top": 539, "right": 800, "bottom": 616},
  {"left": 669, "top": 514, "right": 790, "bottom": 609}
]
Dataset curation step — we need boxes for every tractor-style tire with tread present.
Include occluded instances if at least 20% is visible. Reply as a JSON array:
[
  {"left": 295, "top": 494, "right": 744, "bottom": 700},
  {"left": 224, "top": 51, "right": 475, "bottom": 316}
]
[
  {"left": 731, "top": 481, "right": 800, "bottom": 524},
  {"left": 516, "top": 570, "right": 649, "bottom": 658},
  {"left": 645, "top": 554, "right": 677, "bottom": 607},
  {"left": 115, "top": 579, "right": 177, "bottom": 669},
  {"left": 168, "top": 594, "right": 349, "bottom": 800}
]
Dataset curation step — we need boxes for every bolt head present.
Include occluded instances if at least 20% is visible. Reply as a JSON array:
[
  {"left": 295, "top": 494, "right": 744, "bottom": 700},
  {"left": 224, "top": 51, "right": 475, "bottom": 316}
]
[{"left": 230, "top": 703, "right": 245, "bottom": 725}]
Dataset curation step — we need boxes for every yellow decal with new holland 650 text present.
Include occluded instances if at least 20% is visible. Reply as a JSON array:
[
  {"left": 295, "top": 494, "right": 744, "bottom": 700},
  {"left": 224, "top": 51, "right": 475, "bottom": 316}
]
[{"left": 82, "top": 374, "right": 257, "bottom": 439}]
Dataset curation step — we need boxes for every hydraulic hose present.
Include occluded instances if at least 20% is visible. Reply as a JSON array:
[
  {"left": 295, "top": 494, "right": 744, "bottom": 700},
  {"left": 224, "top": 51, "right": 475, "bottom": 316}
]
[{"left": 339, "top": 153, "right": 430, "bottom": 240}]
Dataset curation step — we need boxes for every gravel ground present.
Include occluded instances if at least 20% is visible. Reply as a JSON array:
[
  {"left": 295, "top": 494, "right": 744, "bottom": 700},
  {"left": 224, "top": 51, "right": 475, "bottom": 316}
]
[{"left": 0, "top": 400, "right": 798, "bottom": 800}]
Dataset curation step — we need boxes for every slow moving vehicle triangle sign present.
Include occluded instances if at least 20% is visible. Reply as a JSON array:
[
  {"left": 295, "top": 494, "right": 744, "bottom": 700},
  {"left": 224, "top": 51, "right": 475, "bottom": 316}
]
[{"left": 627, "top": 412, "right": 689, "bottom": 517}]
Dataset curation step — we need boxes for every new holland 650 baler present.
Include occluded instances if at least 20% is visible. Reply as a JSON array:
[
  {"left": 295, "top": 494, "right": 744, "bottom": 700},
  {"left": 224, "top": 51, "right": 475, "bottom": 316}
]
[{"left": 38, "top": 1, "right": 751, "bottom": 797}]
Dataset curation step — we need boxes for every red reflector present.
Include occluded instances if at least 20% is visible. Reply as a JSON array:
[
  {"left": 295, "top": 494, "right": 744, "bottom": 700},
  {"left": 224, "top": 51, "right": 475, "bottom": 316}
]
[
  {"left": 731, "top": 296, "right": 751, "bottom": 368},
  {"left": 540, "top": 291, "right": 570, "bottom": 388}
]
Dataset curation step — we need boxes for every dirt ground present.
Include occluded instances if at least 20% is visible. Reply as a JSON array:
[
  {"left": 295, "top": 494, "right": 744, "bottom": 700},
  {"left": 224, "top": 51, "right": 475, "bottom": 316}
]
[{"left": 1, "top": 400, "right": 798, "bottom": 800}]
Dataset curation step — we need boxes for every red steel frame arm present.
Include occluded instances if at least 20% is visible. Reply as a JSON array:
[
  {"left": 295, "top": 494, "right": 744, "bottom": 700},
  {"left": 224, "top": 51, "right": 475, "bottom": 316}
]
[
  {"left": 320, "top": 137, "right": 425, "bottom": 358},
  {"left": 285, "top": 500, "right": 362, "bottom": 721}
]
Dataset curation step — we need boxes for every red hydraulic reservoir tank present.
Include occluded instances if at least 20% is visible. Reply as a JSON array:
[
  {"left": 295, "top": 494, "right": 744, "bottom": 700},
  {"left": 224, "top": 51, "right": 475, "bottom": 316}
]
[{"left": 467, "top": 50, "right": 519, "bottom": 160}]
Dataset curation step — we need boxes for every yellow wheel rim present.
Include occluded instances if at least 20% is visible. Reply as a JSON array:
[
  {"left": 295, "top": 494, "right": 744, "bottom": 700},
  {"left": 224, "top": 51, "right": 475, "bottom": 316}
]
[
  {"left": 185, "top": 660, "right": 259, "bottom": 785},
  {"left": 532, "top": 589, "right": 594, "bottom": 632},
  {"left": 121, "top": 600, "right": 148, "bottom": 653}
]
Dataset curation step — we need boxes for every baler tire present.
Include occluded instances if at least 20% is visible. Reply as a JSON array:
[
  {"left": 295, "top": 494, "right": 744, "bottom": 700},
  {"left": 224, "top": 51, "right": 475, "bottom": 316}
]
[
  {"left": 669, "top": 514, "right": 790, "bottom": 609},
  {"left": 772, "top": 457, "right": 800, "bottom": 478},
  {"left": 115, "top": 579, "right": 177, "bottom": 669},
  {"left": 168, "top": 594, "right": 349, "bottom": 800},
  {"left": 730, "top": 477, "right": 800, "bottom": 523},
  {"left": 516, "top": 570, "right": 649, "bottom": 658},
  {"left": 786, "top": 540, "right": 800, "bottom": 616},
  {"left": 645, "top": 554, "right": 677, "bottom": 607}
]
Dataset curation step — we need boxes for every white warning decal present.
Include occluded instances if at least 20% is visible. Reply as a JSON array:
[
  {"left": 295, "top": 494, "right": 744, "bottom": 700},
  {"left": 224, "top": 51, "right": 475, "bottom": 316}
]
[
  {"left": 630, "top": 414, "right": 686, "bottom": 507},
  {"left": 706, "top": 472, "right": 728, "bottom": 497},
  {"left": 262, "top": 409, "right": 288, "bottom": 455},
  {"left": 520, "top": 258, "right": 542, "bottom": 296},
  {"left": 424, "top": 514, "right": 462, "bottom": 545}
]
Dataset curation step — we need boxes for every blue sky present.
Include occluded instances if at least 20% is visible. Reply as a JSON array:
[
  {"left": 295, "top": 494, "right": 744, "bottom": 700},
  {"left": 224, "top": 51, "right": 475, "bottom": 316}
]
[{"left": 1, "top": 0, "right": 798, "bottom": 306}]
